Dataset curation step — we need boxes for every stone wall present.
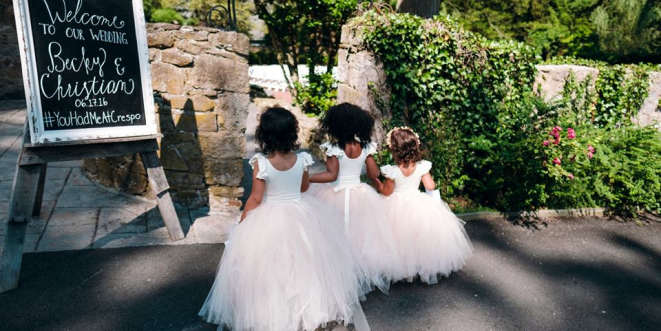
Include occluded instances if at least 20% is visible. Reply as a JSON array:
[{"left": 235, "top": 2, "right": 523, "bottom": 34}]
[
  {"left": 337, "top": 25, "right": 661, "bottom": 130},
  {"left": 0, "top": 0, "right": 23, "bottom": 100},
  {"left": 83, "top": 24, "right": 250, "bottom": 211},
  {"left": 535, "top": 65, "right": 661, "bottom": 126}
]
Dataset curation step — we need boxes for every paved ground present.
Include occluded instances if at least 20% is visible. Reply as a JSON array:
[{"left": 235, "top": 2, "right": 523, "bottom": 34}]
[{"left": 0, "top": 216, "right": 659, "bottom": 331}]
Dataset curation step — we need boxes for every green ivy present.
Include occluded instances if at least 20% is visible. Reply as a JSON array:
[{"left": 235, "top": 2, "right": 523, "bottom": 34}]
[
  {"left": 356, "top": 11, "right": 541, "bottom": 208},
  {"left": 356, "top": 10, "right": 660, "bottom": 217}
]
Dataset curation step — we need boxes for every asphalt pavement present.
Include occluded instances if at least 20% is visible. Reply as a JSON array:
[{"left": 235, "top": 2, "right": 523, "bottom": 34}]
[{"left": 1, "top": 216, "right": 660, "bottom": 331}]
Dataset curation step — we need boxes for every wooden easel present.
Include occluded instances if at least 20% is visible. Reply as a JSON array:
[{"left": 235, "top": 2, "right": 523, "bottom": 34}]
[{"left": 0, "top": 122, "right": 184, "bottom": 293}]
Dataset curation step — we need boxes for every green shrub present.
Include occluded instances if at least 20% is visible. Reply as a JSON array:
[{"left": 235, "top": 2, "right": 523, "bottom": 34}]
[
  {"left": 150, "top": 8, "right": 186, "bottom": 25},
  {"left": 357, "top": 10, "right": 660, "bottom": 216},
  {"left": 294, "top": 73, "right": 337, "bottom": 117},
  {"left": 149, "top": 8, "right": 198, "bottom": 26}
]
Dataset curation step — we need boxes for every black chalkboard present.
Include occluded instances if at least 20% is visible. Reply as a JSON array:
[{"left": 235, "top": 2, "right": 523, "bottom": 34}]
[{"left": 26, "top": 0, "right": 147, "bottom": 131}]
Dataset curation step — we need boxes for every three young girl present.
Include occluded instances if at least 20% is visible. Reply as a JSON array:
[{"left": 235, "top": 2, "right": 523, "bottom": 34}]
[{"left": 200, "top": 104, "right": 473, "bottom": 331}]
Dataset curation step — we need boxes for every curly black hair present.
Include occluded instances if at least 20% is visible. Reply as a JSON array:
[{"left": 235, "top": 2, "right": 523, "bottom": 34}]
[
  {"left": 321, "top": 103, "right": 375, "bottom": 148},
  {"left": 255, "top": 107, "right": 300, "bottom": 154},
  {"left": 389, "top": 129, "right": 423, "bottom": 165}
]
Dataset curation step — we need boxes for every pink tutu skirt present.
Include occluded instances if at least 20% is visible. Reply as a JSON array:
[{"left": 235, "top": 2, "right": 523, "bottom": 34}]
[
  {"left": 308, "top": 183, "right": 399, "bottom": 293},
  {"left": 385, "top": 191, "right": 473, "bottom": 284}
]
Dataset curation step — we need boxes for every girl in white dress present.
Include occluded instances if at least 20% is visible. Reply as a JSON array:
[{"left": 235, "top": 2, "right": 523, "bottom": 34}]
[
  {"left": 199, "top": 107, "right": 369, "bottom": 331},
  {"left": 307, "top": 103, "right": 398, "bottom": 293},
  {"left": 378, "top": 127, "right": 473, "bottom": 284}
]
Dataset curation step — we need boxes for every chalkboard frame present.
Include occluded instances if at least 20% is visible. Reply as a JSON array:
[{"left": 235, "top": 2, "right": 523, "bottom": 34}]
[{"left": 12, "top": 0, "right": 158, "bottom": 145}]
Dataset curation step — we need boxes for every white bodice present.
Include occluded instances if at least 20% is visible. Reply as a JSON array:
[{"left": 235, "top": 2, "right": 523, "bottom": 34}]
[
  {"left": 320, "top": 142, "right": 378, "bottom": 187},
  {"left": 381, "top": 160, "right": 432, "bottom": 194},
  {"left": 249, "top": 152, "right": 314, "bottom": 203}
]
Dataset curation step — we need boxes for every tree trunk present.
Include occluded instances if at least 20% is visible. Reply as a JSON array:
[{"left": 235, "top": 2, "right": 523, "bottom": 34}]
[{"left": 396, "top": 0, "right": 441, "bottom": 18}]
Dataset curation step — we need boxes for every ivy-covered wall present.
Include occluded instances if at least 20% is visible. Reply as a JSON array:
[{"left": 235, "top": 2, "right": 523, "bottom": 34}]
[
  {"left": 339, "top": 29, "right": 661, "bottom": 136},
  {"left": 338, "top": 11, "right": 661, "bottom": 216}
]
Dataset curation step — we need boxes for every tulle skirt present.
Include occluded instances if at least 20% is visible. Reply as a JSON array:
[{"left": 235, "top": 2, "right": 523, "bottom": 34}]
[
  {"left": 307, "top": 183, "right": 399, "bottom": 293},
  {"left": 199, "top": 196, "right": 370, "bottom": 331},
  {"left": 385, "top": 192, "right": 473, "bottom": 284}
]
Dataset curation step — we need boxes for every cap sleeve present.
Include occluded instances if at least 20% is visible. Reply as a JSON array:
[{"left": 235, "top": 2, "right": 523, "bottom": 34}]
[
  {"left": 299, "top": 152, "right": 314, "bottom": 171},
  {"left": 320, "top": 141, "right": 344, "bottom": 157},
  {"left": 248, "top": 153, "right": 268, "bottom": 180},
  {"left": 380, "top": 165, "right": 398, "bottom": 180},
  {"left": 365, "top": 142, "right": 378, "bottom": 156},
  {"left": 419, "top": 160, "right": 432, "bottom": 175}
]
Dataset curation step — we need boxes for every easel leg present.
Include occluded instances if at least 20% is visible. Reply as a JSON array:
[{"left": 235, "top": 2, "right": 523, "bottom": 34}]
[
  {"left": 32, "top": 164, "right": 47, "bottom": 217},
  {"left": 140, "top": 151, "right": 184, "bottom": 241},
  {"left": 0, "top": 164, "right": 42, "bottom": 293}
]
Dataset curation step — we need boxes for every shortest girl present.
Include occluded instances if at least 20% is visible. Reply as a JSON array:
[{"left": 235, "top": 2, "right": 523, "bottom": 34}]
[
  {"left": 378, "top": 127, "right": 473, "bottom": 284},
  {"left": 199, "top": 107, "right": 369, "bottom": 331}
]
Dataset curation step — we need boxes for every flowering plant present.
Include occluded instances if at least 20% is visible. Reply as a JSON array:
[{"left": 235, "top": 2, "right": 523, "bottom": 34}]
[{"left": 541, "top": 125, "right": 593, "bottom": 182}]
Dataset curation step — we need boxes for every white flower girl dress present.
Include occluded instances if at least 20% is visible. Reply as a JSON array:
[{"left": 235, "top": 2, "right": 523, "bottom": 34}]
[
  {"left": 308, "top": 142, "right": 399, "bottom": 293},
  {"left": 199, "top": 152, "right": 369, "bottom": 331},
  {"left": 381, "top": 160, "right": 473, "bottom": 284}
]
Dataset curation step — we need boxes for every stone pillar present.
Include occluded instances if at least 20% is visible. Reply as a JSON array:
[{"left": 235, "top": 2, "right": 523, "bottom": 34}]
[
  {"left": 336, "top": 25, "right": 390, "bottom": 142},
  {"left": 83, "top": 24, "right": 250, "bottom": 212},
  {"left": 0, "top": 0, "right": 24, "bottom": 100}
]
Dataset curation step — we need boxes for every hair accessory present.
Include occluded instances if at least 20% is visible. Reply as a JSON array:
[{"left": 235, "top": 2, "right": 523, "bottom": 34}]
[{"left": 385, "top": 126, "right": 420, "bottom": 148}]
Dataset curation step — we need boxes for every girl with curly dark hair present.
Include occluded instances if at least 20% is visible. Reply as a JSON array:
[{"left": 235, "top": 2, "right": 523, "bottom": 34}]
[
  {"left": 200, "top": 107, "right": 370, "bottom": 331},
  {"left": 379, "top": 127, "right": 473, "bottom": 285},
  {"left": 307, "top": 103, "right": 398, "bottom": 294}
]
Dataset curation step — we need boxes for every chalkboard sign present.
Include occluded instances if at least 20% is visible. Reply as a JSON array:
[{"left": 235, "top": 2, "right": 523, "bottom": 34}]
[{"left": 13, "top": 0, "right": 157, "bottom": 144}]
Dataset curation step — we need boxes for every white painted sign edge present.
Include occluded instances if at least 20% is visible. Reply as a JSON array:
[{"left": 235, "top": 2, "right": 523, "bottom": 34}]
[{"left": 12, "top": 0, "right": 158, "bottom": 145}]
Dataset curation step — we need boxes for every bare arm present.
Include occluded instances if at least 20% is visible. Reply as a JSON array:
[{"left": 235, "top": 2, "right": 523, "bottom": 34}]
[
  {"left": 421, "top": 173, "right": 436, "bottom": 191},
  {"left": 301, "top": 170, "right": 310, "bottom": 192},
  {"left": 381, "top": 178, "right": 396, "bottom": 196},
  {"left": 240, "top": 164, "right": 265, "bottom": 222},
  {"left": 309, "top": 156, "right": 339, "bottom": 183},
  {"left": 365, "top": 155, "right": 381, "bottom": 180}
]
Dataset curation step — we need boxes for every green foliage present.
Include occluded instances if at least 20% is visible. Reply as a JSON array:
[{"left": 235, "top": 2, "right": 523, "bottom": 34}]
[
  {"left": 294, "top": 73, "right": 337, "bottom": 116},
  {"left": 359, "top": 10, "right": 660, "bottom": 216},
  {"left": 358, "top": 11, "right": 541, "bottom": 207},
  {"left": 253, "top": 0, "right": 357, "bottom": 104},
  {"left": 436, "top": 0, "right": 661, "bottom": 64},
  {"left": 143, "top": 0, "right": 255, "bottom": 32},
  {"left": 544, "top": 124, "right": 661, "bottom": 217},
  {"left": 150, "top": 8, "right": 189, "bottom": 25}
]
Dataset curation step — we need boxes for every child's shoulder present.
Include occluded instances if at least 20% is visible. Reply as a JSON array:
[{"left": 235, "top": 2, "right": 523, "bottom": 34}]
[
  {"left": 320, "top": 141, "right": 344, "bottom": 157},
  {"left": 296, "top": 151, "right": 314, "bottom": 170},
  {"left": 249, "top": 153, "right": 269, "bottom": 179},
  {"left": 417, "top": 160, "right": 432, "bottom": 174},
  {"left": 380, "top": 164, "right": 399, "bottom": 180}
]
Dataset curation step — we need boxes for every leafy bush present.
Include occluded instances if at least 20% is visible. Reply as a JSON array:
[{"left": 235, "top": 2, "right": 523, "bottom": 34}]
[
  {"left": 357, "top": 10, "right": 660, "bottom": 216},
  {"left": 150, "top": 8, "right": 187, "bottom": 25},
  {"left": 294, "top": 73, "right": 337, "bottom": 116}
]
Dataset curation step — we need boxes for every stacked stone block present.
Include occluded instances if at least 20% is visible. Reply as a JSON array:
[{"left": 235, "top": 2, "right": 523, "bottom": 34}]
[{"left": 83, "top": 24, "right": 250, "bottom": 211}]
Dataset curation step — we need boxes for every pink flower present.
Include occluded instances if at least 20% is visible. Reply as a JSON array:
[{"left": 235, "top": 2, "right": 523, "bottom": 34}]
[
  {"left": 553, "top": 157, "right": 561, "bottom": 165},
  {"left": 553, "top": 136, "right": 560, "bottom": 145},
  {"left": 549, "top": 126, "right": 562, "bottom": 138},
  {"left": 543, "top": 140, "right": 549, "bottom": 146},
  {"left": 587, "top": 144, "right": 595, "bottom": 159},
  {"left": 568, "top": 173, "right": 574, "bottom": 180},
  {"left": 567, "top": 128, "right": 576, "bottom": 139}
]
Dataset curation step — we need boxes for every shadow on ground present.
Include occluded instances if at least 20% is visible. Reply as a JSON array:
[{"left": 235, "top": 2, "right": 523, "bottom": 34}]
[{"left": 1, "top": 217, "right": 660, "bottom": 331}]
